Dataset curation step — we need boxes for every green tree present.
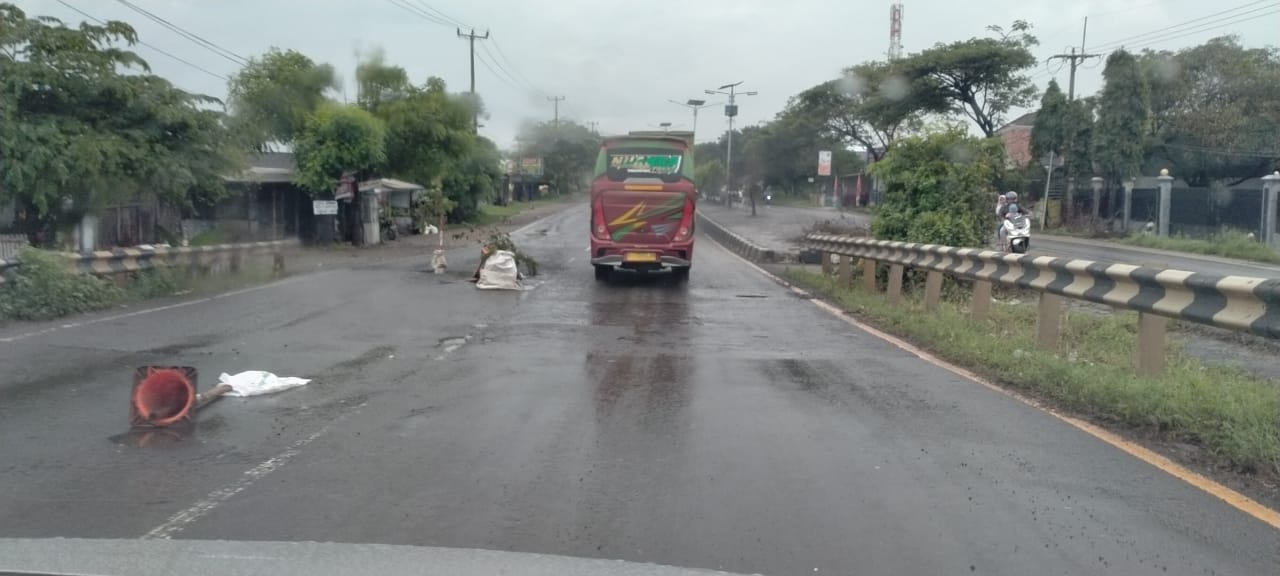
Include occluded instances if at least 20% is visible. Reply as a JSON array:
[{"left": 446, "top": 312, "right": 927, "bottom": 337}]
[
  {"left": 1092, "top": 50, "right": 1149, "bottom": 205},
  {"left": 227, "top": 48, "right": 337, "bottom": 149},
  {"left": 1140, "top": 38, "right": 1280, "bottom": 186},
  {"left": 293, "top": 103, "right": 387, "bottom": 194},
  {"left": 376, "top": 78, "right": 473, "bottom": 187},
  {"left": 440, "top": 136, "right": 502, "bottom": 221},
  {"left": 518, "top": 120, "right": 600, "bottom": 195},
  {"left": 901, "top": 20, "right": 1039, "bottom": 136},
  {"left": 356, "top": 47, "right": 411, "bottom": 112},
  {"left": 0, "top": 4, "right": 242, "bottom": 243},
  {"left": 868, "top": 128, "right": 1007, "bottom": 247},
  {"left": 1030, "top": 79, "right": 1068, "bottom": 162},
  {"left": 790, "top": 59, "right": 939, "bottom": 162},
  {"left": 695, "top": 158, "right": 726, "bottom": 196}
]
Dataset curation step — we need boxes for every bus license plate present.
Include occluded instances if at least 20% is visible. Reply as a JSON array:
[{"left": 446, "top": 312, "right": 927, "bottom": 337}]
[{"left": 624, "top": 252, "right": 658, "bottom": 263}]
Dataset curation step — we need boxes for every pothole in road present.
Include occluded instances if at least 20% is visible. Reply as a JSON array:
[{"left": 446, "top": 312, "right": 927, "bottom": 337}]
[{"left": 438, "top": 336, "right": 469, "bottom": 353}]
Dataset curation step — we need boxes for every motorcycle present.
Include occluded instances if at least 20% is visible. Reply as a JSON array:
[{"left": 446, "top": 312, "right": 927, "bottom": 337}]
[{"left": 1002, "top": 212, "right": 1031, "bottom": 254}]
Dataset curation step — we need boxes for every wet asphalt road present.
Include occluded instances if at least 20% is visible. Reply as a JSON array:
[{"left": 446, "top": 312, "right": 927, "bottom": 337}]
[
  {"left": 0, "top": 204, "right": 1276, "bottom": 576},
  {"left": 705, "top": 203, "right": 1280, "bottom": 278}
]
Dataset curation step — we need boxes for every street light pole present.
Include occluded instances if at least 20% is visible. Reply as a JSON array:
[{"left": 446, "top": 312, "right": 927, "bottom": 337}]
[
  {"left": 668, "top": 98, "right": 718, "bottom": 142},
  {"left": 706, "top": 82, "right": 757, "bottom": 206}
]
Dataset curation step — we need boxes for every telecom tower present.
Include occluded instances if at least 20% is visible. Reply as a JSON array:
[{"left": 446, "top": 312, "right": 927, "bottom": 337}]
[{"left": 888, "top": 3, "right": 904, "bottom": 60}]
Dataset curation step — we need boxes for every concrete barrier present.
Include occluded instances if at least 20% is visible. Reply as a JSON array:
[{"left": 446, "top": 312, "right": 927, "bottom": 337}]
[
  {"left": 695, "top": 211, "right": 777, "bottom": 263},
  {"left": 0, "top": 239, "right": 297, "bottom": 285}
]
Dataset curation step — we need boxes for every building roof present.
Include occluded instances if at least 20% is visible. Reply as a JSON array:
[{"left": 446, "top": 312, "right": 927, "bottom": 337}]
[
  {"left": 358, "top": 178, "right": 425, "bottom": 193},
  {"left": 224, "top": 152, "right": 297, "bottom": 184},
  {"left": 996, "top": 111, "right": 1038, "bottom": 133}
]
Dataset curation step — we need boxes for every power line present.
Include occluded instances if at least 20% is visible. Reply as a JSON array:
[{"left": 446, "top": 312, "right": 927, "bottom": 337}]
[
  {"left": 54, "top": 0, "right": 229, "bottom": 80},
  {"left": 114, "top": 0, "right": 247, "bottom": 66},
  {"left": 474, "top": 48, "right": 520, "bottom": 91},
  {"left": 1099, "top": 6, "right": 1280, "bottom": 55},
  {"left": 407, "top": 0, "right": 473, "bottom": 29},
  {"left": 478, "top": 41, "right": 530, "bottom": 92},
  {"left": 1087, "top": 1, "right": 1277, "bottom": 53},
  {"left": 385, "top": 0, "right": 452, "bottom": 27},
  {"left": 490, "top": 37, "right": 544, "bottom": 95}
]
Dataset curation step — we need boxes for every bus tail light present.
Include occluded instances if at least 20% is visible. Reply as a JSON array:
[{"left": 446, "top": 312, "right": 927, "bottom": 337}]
[
  {"left": 672, "top": 199, "right": 694, "bottom": 242},
  {"left": 592, "top": 198, "right": 609, "bottom": 240}
]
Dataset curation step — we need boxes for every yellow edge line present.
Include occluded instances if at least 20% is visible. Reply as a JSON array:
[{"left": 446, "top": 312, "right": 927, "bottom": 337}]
[{"left": 712, "top": 240, "right": 1280, "bottom": 530}]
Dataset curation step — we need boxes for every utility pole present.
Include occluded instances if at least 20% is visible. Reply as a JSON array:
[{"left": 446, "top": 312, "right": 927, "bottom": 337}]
[
  {"left": 1047, "top": 17, "right": 1100, "bottom": 101},
  {"left": 706, "top": 82, "right": 757, "bottom": 207},
  {"left": 1046, "top": 18, "right": 1101, "bottom": 222},
  {"left": 547, "top": 95, "right": 565, "bottom": 130},
  {"left": 586, "top": 121, "right": 598, "bottom": 134},
  {"left": 456, "top": 28, "right": 490, "bottom": 133}
]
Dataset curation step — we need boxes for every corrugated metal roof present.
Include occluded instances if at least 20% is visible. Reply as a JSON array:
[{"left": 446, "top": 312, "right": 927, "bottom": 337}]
[{"left": 358, "top": 178, "right": 425, "bottom": 193}]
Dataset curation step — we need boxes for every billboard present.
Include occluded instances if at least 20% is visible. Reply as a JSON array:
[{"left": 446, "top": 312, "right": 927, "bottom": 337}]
[
  {"left": 519, "top": 157, "right": 544, "bottom": 176},
  {"left": 817, "top": 150, "right": 832, "bottom": 176}
]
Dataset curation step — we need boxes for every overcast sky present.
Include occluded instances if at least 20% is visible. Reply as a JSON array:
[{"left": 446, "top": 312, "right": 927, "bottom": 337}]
[{"left": 20, "top": 0, "right": 1280, "bottom": 148}]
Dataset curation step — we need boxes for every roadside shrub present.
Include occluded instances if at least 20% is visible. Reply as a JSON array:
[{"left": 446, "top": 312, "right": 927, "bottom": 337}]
[
  {"left": 129, "top": 267, "right": 180, "bottom": 300},
  {"left": 0, "top": 248, "right": 123, "bottom": 320},
  {"left": 868, "top": 128, "right": 1005, "bottom": 247}
]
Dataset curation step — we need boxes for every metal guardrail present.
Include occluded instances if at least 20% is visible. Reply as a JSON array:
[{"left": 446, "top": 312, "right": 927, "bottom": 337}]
[
  {"left": 804, "top": 234, "right": 1280, "bottom": 374},
  {"left": 0, "top": 239, "right": 297, "bottom": 285}
]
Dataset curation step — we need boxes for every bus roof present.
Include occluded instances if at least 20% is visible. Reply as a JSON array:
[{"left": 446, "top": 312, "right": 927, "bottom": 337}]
[{"left": 601, "top": 135, "right": 691, "bottom": 149}]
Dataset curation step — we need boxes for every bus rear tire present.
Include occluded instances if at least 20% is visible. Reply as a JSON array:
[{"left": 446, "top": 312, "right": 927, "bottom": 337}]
[{"left": 594, "top": 265, "right": 610, "bottom": 282}]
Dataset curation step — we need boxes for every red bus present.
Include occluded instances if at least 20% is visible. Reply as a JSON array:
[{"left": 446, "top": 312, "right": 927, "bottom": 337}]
[{"left": 589, "top": 135, "right": 697, "bottom": 282}]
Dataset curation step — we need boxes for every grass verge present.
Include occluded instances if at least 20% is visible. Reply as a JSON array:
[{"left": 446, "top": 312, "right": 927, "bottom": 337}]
[
  {"left": 1119, "top": 231, "right": 1280, "bottom": 264},
  {"left": 785, "top": 268, "right": 1280, "bottom": 475},
  {"left": 474, "top": 195, "right": 577, "bottom": 227}
]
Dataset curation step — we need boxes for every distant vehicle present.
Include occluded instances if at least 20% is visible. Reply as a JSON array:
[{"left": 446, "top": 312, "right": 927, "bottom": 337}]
[
  {"left": 589, "top": 135, "right": 697, "bottom": 282},
  {"left": 1003, "top": 210, "right": 1031, "bottom": 253}
]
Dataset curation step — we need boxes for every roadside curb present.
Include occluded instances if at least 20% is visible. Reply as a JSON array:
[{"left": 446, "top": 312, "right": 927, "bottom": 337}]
[{"left": 695, "top": 210, "right": 779, "bottom": 263}]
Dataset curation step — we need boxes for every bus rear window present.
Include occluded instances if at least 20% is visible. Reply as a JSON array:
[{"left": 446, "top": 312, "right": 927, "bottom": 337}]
[{"left": 607, "top": 152, "right": 682, "bottom": 176}]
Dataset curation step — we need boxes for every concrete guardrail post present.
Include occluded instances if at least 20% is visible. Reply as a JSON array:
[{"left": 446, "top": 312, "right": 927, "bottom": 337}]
[
  {"left": 230, "top": 250, "right": 242, "bottom": 274},
  {"left": 971, "top": 280, "right": 992, "bottom": 321},
  {"left": 1036, "top": 293, "right": 1062, "bottom": 350},
  {"left": 1136, "top": 312, "right": 1167, "bottom": 376},
  {"left": 923, "top": 270, "right": 943, "bottom": 311},
  {"left": 1157, "top": 169, "right": 1173, "bottom": 237},
  {"left": 837, "top": 255, "right": 852, "bottom": 287},
  {"left": 1135, "top": 260, "right": 1169, "bottom": 375},
  {"left": 861, "top": 258, "right": 877, "bottom": 293},
  {"left": 821, "top": 252, "right": 834, "bottom": 276},
  {"left": 1090, "top": 177, "right": 1104, "bottom": 221},
  {"left": 886, "top": 264, "right": 904, "bottom": 303},
  {"left": 1262, "top": 171, "right": 1280, "bottom": 248}
]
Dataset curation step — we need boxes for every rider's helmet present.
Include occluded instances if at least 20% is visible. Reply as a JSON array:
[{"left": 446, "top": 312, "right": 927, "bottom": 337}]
[{"left": 1005, "top": 191, "right": 1018, "bottom": 202}]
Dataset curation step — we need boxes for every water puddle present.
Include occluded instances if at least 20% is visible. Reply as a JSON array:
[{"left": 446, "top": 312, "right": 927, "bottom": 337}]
[{"left": 109, "top": 423, "right": 194, "bottom": 449}]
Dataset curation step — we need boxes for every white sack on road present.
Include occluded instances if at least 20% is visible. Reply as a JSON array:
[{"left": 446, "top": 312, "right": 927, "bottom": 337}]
[
  {"left": 476, "top": 250, "right": 523, "bottom": 290},
  {"left": 219, "top": 370, "right": 311, "bottom": 397}
]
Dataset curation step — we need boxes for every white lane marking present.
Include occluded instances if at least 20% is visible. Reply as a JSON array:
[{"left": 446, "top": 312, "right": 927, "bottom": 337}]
[
  {"left": 0, "top": 279, "right": 297, "bottom": 345},
  {"left": 140, "top": 394, "right": 367, "bottom": 540}
]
